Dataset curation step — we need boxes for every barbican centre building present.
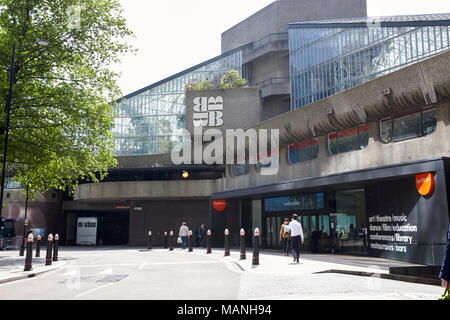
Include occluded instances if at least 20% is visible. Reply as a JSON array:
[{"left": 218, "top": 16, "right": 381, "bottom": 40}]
[{"left": 5, "top": 0, "right": 450, "bottom": 266}]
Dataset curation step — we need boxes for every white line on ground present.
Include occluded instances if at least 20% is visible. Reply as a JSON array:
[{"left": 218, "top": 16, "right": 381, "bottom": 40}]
[
  {"left": 62, "top": 260, "right": 222, "bottom": 269},
  {"left": 74, "top": 282, "right": 116, "bottom": 298}
]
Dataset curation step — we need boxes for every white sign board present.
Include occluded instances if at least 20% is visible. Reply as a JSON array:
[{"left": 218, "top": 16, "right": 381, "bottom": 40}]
[{"left": 76, "top": 217, "right": 97, "bottom": 246}]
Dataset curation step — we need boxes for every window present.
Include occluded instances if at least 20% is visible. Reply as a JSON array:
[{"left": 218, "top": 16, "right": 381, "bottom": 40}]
[
  {"left": 288, "top": 138, "right": 320, "bottom": 163},
  {"left": 264, "top": 192, "right": 325, "bottom": 212},
  {"left": 255, "top": 153, "right": 279, "bottom": 171},
  {"left": 5, "top": 177, "right": 22, "bottom": 189},
  {"left": 380, "top": 107, "right": 436, "bottom": 143},
  {"left": 230, "top": 163, "right": 250, "bottom": 177},
  {"left": 328, "top": 124, "right": 369, "bottom": 155}
]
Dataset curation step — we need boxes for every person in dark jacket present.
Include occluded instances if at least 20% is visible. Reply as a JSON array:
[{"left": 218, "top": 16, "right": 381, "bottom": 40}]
[
  {"left": 439, "top": 225, "right": 450, "bottom": 288},
  {"left": 311, "top": 228, "right": 320, "bottom": 254},
  {"left": 196, "top": 224, "right": 206, "bottom": 248}
]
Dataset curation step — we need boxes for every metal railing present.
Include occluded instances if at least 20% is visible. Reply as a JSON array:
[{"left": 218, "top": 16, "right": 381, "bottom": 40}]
[
  {"left": 247, "top": 32, "right": 289, "bottom": 52},
  {"left": 256, "top": 77, "right": 290, "bottom": 88}
]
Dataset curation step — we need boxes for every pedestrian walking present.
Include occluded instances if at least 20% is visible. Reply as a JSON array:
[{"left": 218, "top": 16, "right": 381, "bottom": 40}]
[
  {"left": 311, "top": 228, "right": 320, "bottom": 254},
  {"left": 279, "top": 218, "right": 291, "bottom": 256},
  {"left": 288, "top": 214, "right": 304, "bottom": 263},
  {"left": 179, "top": 222, "right": 189, "bottom": 250},
  {"left": 196, "top": 224, "right": 206, "bottom": 248},
  {"left": 439, "top": 224, "right": 450, "bottom": 289}
]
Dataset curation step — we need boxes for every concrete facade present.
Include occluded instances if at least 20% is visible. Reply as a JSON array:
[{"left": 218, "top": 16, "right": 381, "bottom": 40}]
[
  {"left": 1, "top": 190, "right": 64, "bottom": 246},
  {"left": 221, "top": 0, "right": 368, "bottom": 123},
  {"left": 74, "top": 179, "right": 222, "bottom": 201},
  {"left": 221, "top": 0, "right": 367, "bottom": 53},
  {"left": 185, "top": 87, "right": 262, "bottom": 137},
  {"left": 187, "top": 50, "right": 447, "bottom": 194}
]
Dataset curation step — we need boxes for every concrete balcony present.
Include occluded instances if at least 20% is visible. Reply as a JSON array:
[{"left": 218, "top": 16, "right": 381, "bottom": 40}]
[
  {"left": 243, "top": 33, "right": 289, "bottom": 64},
  {"left": 257, "top": 77, "right": 291, "bottom": 98}
]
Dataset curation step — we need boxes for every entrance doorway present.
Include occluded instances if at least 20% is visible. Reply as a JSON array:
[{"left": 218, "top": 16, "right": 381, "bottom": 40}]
[
  {"left": 66, "top": 211, "right": 129, "bottom": 246},
  {"left": 328, "top": 189, "right": 368, "bottom": 253},
  {"left": 265, "top": 216, "right": 283, "bottom": 248},
  {"left": 97, "top": 214, "right": 129, "bottom": 245}
]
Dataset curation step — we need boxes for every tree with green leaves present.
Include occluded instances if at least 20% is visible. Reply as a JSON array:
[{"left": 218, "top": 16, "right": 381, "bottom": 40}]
[
  {"left": 219, "top": 70, "right": 247, "bottom": 89},
  {"left": 184, "top": 78, "right": 213, "bottom": 91},
  {"left": 0, "top": 0, "right": 134, "bottom": 196}
]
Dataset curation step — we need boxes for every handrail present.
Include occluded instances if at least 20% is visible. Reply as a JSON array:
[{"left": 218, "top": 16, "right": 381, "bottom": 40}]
[
  {"left": 256, "top": 77, "right": 290, "bottom": 87},
  {"left": 245, "top": 32, "right": 289, "bottom": 51}
]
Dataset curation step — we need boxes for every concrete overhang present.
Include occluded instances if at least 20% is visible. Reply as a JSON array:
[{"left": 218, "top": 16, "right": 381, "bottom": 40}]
[
  {"left": 242, "top": 34, "right": 289, "bottom": 64},
  {"left": 259, "top": 77, "right": 291, "bottom": 98},
  {"left": 74, "top": 179, "right": 222, "bottom": 202},
  {"left": 211, "top": 157, "right": 450, "bottom": 200}
]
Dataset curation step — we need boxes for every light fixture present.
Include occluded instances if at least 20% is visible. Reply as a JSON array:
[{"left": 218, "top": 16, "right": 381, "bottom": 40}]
[
  {"left": 182, "top": 171, "right": 189, "bottom": 179},
  {"left": 36, "top": 39, "right": 50, "bottom": 47}
]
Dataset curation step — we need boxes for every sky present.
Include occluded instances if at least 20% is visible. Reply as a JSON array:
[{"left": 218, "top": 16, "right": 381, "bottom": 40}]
[{"left": 114, "top": 0, "right": 450, "bottom": 96}]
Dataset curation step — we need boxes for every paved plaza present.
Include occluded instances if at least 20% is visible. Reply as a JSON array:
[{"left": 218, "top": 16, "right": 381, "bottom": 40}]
[{"left": 0, "top": 246, "right": 445, "bottom": 300}]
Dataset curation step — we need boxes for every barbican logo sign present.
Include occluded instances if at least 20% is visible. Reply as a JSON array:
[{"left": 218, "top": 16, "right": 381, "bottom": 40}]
[
  {"left": 193, "top": 96, "right": 224, "bottom": 127},
  {"left": 415, "top": 172, "right": 435, "bottom": 196}
]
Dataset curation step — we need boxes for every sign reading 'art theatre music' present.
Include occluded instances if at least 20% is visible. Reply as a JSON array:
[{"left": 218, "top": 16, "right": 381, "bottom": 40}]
[{"left": 192, "top": 96, "right": 224, "bottom": 128}]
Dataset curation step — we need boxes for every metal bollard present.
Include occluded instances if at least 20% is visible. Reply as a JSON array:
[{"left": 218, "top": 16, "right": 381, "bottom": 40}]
[
  {"left": 169, "top": 231, "right": 174, "bottom": 251},
  {"left": 148, "top": 231, "right": 152, "bottom": 250},
  {"left": 164, "top": 232, "right": 168, "bottom": 249},
  {"left": 188, "top": 230, "right": 193, "bottom": 252},
  {"left": 240, "top": 229, "right": 246, "bottom": 260},
  {"left": 206, "top": 230, "right": 212, "bottom": 254},
  {"left": 23, "top": 233, "right": 34, "bottom": 271},
  {"left": 53, "top": 234, "right": 59, "bottom": 262},
  {"left": 19, "top": 237, "right": 25, "bottom": 257},
  {"left": 45, "top": 234, "right": 53, "bottom": 266},
  {"left": 35, "top": 235, "right": 41, "bottom": 257},
  {"left": 224, "top": 229, "right": 230, "bottom": 256},
  {"left": 252, "top": 228, "right": 260, "bottom": 266}
]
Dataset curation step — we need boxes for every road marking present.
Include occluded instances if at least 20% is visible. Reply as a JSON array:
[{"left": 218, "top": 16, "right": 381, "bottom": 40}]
[
  {"left": 138, "top": 261, "right": 146, "bottom": 270},
  {"left": 97, "top": 268, "right": 114, "bottom": 275},
  {"left": 74, "top": 282, "right": 116, "bottom": 299},
  {"left": 70, "top": 261, "right": 222, "bottom": 268}
]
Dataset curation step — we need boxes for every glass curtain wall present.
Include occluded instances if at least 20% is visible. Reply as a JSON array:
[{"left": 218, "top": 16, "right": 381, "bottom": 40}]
[
  {"left": 114, "top": 50, "right": 242, "bottom": 155},
  {"left": 289, "top": 16, "right": 450, "bottom": 109}
]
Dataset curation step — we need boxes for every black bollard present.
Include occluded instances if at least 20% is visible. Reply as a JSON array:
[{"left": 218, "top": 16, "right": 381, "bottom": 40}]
[
  {"left": 224, "top": 229, "right": 230, "bottom": 256},
  {"left": 53, "top": 234, "right": 59, "bottom": 262},
  {"left": 169, "top": 231, "right": 174, "bottom": 251},
  {"left": 188, "top": 230, "right": 193, "bottom": 252},
  {"left": 206, "top": 230, "right": 212, "bottom": 254},
  {"left": 45, "top": 234, "right": 53, "bottom": 266},
  {"left": 23, "top": 233, "right": 34, "bottom": 271},
  {"left": 148, "top": 231, "right": 152, "bottom": 250},
  {"left": 35, "top": 235, "right": 41, "bottom": 258},
  {"left": 19, "top": 237, "right": 25, "bottom": 257},
  {"left": 252, "top": 228, "right": 260, "bottom": 266},
  {"left": 164, "top": 232, "right": 168, "bottom": 249},
  {"left": 240, "top": 228, "right": 246, "bottom": 260}
]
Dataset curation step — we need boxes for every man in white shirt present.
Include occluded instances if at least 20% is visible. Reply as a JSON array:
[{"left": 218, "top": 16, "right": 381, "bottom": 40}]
[
  {"left": 288, "top": 214, "right": 304, "bottom": 263},
  {"left": 179, "top": 222, "right": 189, "bottom": 249}
]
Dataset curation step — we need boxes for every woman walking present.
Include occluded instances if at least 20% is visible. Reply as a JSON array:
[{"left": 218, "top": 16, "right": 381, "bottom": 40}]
[{"left": 279, "top": 218, "right": 291, "bottom": 256}]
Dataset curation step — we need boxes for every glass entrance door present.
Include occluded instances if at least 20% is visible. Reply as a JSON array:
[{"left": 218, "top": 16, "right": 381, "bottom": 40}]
[{"left": 265, "top": 216, "right": 283, "bottom": 248}]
